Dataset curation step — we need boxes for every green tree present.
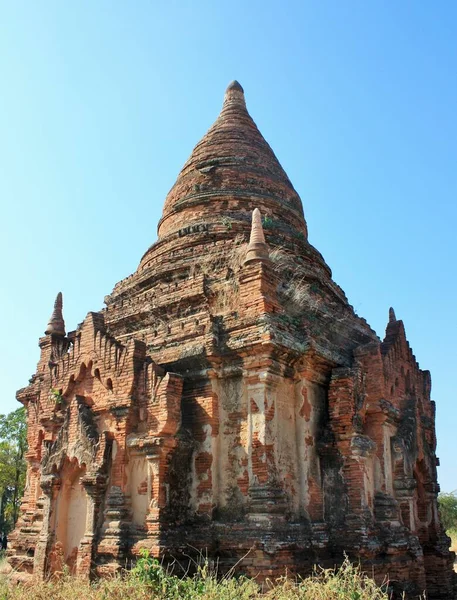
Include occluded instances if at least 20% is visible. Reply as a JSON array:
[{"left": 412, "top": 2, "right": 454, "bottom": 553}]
[
  {"left": 438, "top": 491, "right": 457, "bottom": 531},
  {"left": 0, "top": 407, "right": 27, "bottom": 532}
]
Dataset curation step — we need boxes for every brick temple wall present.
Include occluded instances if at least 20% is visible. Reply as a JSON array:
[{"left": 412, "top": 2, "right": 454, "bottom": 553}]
[{"left": 8, "top": 82, "right": 456, "bottom": 599}]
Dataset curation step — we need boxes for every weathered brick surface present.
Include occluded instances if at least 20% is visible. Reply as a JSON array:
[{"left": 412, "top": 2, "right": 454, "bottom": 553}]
[{"left": 9, "top": 82, "right": 456, "bottom": 599}]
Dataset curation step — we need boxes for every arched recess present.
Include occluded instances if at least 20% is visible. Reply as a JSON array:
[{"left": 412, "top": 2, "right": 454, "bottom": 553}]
[
  {"left": 36, "top": 388, "right": 113, "bottom": 580},
  {"left": 129, "top": 453, "right": 149, "bottom": 531},
  {"left": 49, "top": 457, "right": 88, "bottom": 574}
]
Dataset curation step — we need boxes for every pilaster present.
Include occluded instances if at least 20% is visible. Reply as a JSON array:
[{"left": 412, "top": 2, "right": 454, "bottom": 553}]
[{"left": 33, "top": 474, "right": 61, "bottom": 578}]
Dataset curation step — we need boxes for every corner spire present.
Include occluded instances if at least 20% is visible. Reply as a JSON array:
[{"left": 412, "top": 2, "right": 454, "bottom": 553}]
[
  {"left": 244, "top": 208, "right": 270, "bottom": 265},
  {"left": 45, "top": 292, "right": 66, "bottom": 337},
  {"left": 382, "top": 306, "right": 407, "bottom": 356}
]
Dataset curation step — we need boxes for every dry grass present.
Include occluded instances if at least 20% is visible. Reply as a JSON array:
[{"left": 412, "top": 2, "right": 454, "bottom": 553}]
[
  {"left": 190, "top": 236, "right": 247, "bottom": 280},
  {"left": 0, "top": 557, "right": 10, "bottom": 577},
  {"left": 0, "top": 556, "right": 394, "bottom": 600},
  {"left": 198, "top": 237, "right": 247, "bottom": 315},
  {"left": 263, "top": 560, "right": 390, "bottom": 600},
  {"left": 269, "top": 248, "right": 321, "bottom": 315},
  {"left": 0, "top": 574, "right": 152, "bottom": 600}
]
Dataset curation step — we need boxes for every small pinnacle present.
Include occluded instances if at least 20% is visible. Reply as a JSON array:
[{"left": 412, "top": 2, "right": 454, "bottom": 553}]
[
  {"left": 389, "top": 307, "right": 397, "bottom": 323},
  {"left": 244, "top": 208, "right": 269, "bottom": 265},
  {"left": 45, "top": 292, "right": 66, "bottom": 337},
  {"left": 250, "top": 208, "right": 266, "bottom": 245}
]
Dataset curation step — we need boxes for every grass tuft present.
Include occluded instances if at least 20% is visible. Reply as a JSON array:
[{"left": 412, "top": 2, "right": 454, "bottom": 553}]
[{"left": 0, "top": 554, "right": 394, "bottom": 600}]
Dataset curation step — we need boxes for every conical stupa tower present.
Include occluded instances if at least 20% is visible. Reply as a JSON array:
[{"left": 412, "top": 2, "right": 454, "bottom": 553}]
[
  {"left": 155, "top": 80, "right": 307, "bottom": 245},
  {"left": 9, "top": 83, "right": 455, "bottom": 599},
  {"left": 103, "top": 81, "right": 365, "bottom": 364}
]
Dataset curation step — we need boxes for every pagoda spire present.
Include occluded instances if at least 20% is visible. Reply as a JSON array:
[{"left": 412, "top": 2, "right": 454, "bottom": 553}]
[
  {"left": 154, "top": 81, "right": 308, "bottom": 252},
  {"left": 45, "top": 292, "right": 66, "bottom": 337},
  {"left": 244, "top": 208, "right": 270, "bottom": 265},
  {"left": 222, "top": 80, "right": 246, "bottom": 109}
]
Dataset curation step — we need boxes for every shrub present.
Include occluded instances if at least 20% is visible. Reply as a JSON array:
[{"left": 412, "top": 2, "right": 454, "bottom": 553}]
[
  {"left": 438, "top": 491, "right": 457, "bottom": 531},
  {"left": 130, "top": 550, "right": 258, "bottom": 599},
  {"left": 0, "top": 555, "right": 392, "bottom": 600}
]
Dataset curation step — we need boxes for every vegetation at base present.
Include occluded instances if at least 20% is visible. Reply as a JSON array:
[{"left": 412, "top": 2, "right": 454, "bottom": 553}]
[
  {"left": 449, "top": 528, "right": 457, "bottom": 553},
  {"left": 438, "top": 491, "right": 457, "bottom": 553},
  {"left": 438, "top": 491, "right": 457, "bottom": 531},
  {"left": 0, "top": 408, "right": 27, "bottom": 533},
  {"left": 0, "top": 554, "right": 393, "bottom": 600}
]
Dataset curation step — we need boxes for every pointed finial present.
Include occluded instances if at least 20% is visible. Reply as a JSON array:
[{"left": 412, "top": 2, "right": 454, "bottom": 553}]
[
  {"left": 45, "top": 292, "right": 66, "bottom": 336},
  {"left": 244, "top": 208, "right": 270, "bottom": 265},
  {"left": 226, "top": 80, "right": 244, "bottom": 93},
  {"left": 223, "top": 80, "right": 246, "bottom": 108},
  {"left": 389, "top": 307, "right": 397, "bottom": 323},
  {"left": 250, "top": 208, "right": 266, "bottom": 244}
]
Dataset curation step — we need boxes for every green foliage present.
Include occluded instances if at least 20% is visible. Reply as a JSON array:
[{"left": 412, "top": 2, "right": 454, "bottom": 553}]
[
  {"left": 130, "top": 550, "right": 257, "bottom": 599},
  {"left": 0, "top": 408, "right": 27, "bottom": 449},
  {"left": 221, "top": 217, "right": 232, "bottom": 230},
  {"left": 0, "top": 408, "right": 27, "bottom": 532},
  {"left": 294, "top": 230, "right": 306, "bottom": 242},
  {"left": 50, "top": 388, "right": 64, "bottom": 406},
  {"left": 262, "top": 215, "right": 274, "bottom": 229},
  {"left": 0, "top": 555, "right": 393, "bottom": 600},
  {"left": 130, "top": 550, "right": 170, "bottom": 588},
  {"left": 438, "top": 491, "right": 457, "bottom": 531}
]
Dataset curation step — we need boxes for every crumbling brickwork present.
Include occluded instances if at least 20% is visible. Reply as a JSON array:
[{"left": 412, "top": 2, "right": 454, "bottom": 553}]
[{"left": 9, "top": 81, "right": 456, "bottom": 599}]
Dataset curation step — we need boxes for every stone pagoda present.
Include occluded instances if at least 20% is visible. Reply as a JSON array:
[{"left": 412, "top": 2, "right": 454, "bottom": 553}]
[{"left": 9, "top": 81, "right": 455, "bottom": 599}]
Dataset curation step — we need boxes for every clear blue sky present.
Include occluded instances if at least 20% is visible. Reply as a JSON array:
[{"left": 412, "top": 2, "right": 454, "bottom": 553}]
[{"left": 0, "top": 2, "right": 456, "bottom": 492}]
